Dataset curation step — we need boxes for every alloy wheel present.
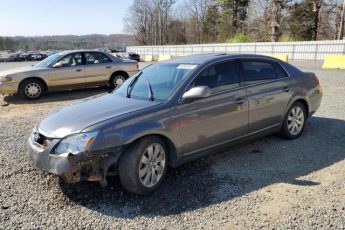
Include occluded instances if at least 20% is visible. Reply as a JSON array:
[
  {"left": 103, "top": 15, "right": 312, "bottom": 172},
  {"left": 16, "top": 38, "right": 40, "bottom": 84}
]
[
  {"left": 287, "top": 106, "right": 305, "bottom": 135},
  {"left": 138, "top": 143, "right": 166, "bottom": 188}
]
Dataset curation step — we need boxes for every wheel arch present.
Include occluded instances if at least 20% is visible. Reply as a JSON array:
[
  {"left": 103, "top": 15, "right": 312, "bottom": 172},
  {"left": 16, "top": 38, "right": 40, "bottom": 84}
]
[
  {"left": 285, "top": 96, "right": 311, "bottom": 119},
  {"left": 294, "top": 99, "right": 309, "bottom": 116},
  {"left": 109, "top": 70, "right": 129, "bottom": 81},
  {"left": 124, "top": 133, "right": 179, "bottom": 167},
  {"left": 18, "top": 77, "right": 48, "bottom": 92}
]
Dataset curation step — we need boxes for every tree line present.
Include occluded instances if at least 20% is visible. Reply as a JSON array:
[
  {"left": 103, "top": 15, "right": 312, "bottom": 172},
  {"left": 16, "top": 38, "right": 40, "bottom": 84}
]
[
  {"left": 0, "top": 34, "right": 138, "bottom": 52},
  {"left": 125, "top": 0, "right": 344, "bottom": 45}
]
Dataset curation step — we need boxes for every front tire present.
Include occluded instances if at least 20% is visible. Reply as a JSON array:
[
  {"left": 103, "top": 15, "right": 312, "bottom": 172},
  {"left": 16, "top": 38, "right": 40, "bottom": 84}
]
[
  {"left": 281, "top": 102, "right": 307, "bottom": 140},
  {"left": 119, "top": 136, "right": 168, "bottom": 195},
  {"left": 19, "top": 79, "right": 45, "bottom": 100},
  {"left": 110, "top": 73, "right": 127, "bottom": 88}
]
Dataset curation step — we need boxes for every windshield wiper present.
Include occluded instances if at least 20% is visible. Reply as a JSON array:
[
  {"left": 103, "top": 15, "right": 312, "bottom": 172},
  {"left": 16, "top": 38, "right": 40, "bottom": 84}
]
[
  {"left": 126, "top": 71, "right": 142, "bottom": 98},
  {"left": 143, "top": 74, "right": 154, "bottom": 101}
]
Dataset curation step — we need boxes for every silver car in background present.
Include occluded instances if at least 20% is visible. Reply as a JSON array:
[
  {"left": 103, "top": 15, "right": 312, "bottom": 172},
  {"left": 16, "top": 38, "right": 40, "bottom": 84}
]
[{"left": 0, "top": 50, "right": 139, "bottom": 100}]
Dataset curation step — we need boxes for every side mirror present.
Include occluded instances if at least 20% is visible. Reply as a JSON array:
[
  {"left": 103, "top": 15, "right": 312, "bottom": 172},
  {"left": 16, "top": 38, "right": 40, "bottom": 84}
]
[
  {"left": 181, "top": 86, "right": 211, "bottom": 102},
  {"left": 52, "top": 62, "right": 62, "bottom": 68}
]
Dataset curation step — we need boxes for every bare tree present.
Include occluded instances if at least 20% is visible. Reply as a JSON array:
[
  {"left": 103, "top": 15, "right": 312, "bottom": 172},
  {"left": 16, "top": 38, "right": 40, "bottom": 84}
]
[
  {"left": 124, "top": 0, "right": 151, "bottom": 44},
  {"left": 186, "top": 0, "right": 214, "bottom": 43},
  {"left": 124, "top": 0, "right": 176, "bottom": 45},
  {"left": 125, "top": 0, "right": 343, "bottom": 45},
  {"left": 270, "top": 0, "right": 290, "bottom": 42},
  {"left": 338, "top": 0, "right": 345, "bottom": 39},
  {"left": 244, "top": 0, "right": 271, "bottom": 41},
  {"left": 311, "top": 0, "right": 322, "bottom": 40}
]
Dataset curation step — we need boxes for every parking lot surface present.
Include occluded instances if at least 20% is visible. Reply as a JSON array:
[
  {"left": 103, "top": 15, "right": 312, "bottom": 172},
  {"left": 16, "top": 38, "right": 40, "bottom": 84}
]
[{"left": 0, "top": 61, "right": 345, "bottom": 229}]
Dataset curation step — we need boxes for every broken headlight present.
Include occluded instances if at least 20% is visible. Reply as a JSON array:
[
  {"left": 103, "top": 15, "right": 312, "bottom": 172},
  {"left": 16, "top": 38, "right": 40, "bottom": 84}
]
[
  {"left": 0, "top": 76, "right": 12, "bottom": 82},
  {"left": 54, "top": 132, "right": 99, "bottom": 155}
]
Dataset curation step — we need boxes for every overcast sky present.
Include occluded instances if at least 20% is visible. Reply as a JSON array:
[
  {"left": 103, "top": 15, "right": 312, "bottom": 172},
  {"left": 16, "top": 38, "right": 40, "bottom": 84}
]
[{"left": 0, "top": 0, "right": 134, "bottom": 36}]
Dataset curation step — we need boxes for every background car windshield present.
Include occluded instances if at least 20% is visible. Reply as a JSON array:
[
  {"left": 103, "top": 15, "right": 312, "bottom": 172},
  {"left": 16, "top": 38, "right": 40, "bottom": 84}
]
[
  {"left": 34, "top": 53, "right": 61, "bottom": 67},
  {"left": 115, "top": 63, "right": 197, "bottom": 101}
]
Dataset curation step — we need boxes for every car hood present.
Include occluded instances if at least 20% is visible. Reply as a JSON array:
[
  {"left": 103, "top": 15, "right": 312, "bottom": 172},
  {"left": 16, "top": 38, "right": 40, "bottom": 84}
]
[
  {"left": 38, "top": 93, "right": 160, "bottom": 138},
  {"left": 0, "top": 66, "right": 46, "bottom": 76}
]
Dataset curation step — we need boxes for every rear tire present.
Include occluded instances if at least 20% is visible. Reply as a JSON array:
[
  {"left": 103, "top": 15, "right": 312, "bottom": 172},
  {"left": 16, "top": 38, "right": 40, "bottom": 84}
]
[
  {"left": 119, "top": 136, "right": 168, "bottom": 195},
  {"left": 281, "top": 102, "right": 307, "bottom": 140},
  {"left": 19, "top": 79, "right": 45, "bottom": 100}
]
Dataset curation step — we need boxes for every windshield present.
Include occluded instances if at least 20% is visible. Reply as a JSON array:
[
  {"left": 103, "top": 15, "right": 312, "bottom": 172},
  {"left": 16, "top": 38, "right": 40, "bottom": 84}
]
[
  {"left": 34, "top": 53, "right": 61, "bottom": 67},
  {"left": 115, "top": 63, "right": 197, "bottom": 101}
]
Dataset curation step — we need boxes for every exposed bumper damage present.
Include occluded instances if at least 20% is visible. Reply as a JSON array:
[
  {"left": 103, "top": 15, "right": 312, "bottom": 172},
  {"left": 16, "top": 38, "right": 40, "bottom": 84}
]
[{"left": 28, "top": 137, "right": 124, "bottom": 184}]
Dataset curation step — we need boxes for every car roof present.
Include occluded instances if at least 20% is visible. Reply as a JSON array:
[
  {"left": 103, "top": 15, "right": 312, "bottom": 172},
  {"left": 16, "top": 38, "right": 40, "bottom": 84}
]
[
  {"left": 162, "top": 53, "right": 283, "bottom": 65},
  {"left": 58, "top": 50, "right": 109, "bottom": 55},
  {"left": 56, "top": 49, "right": 122, "bottom": 62}
]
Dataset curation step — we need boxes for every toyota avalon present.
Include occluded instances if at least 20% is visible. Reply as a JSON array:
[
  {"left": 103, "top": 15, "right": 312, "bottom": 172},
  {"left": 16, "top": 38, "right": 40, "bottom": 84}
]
[{"left": 28, "top": 54, "right": 322, "bottom": 194}]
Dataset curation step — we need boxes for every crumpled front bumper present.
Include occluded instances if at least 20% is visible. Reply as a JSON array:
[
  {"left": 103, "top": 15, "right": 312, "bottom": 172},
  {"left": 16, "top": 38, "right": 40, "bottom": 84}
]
[{"left": 27, "top": 137, "right": 124, "bottom": 183}]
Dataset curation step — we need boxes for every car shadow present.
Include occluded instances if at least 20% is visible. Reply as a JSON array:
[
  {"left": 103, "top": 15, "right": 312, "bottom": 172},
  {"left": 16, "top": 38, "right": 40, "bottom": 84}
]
[
  {"left": 59, "top": 116, "right": 345, "bottom": 218},
  {"left": 2, "top": 86, "right": 112, "bottom": 105}
]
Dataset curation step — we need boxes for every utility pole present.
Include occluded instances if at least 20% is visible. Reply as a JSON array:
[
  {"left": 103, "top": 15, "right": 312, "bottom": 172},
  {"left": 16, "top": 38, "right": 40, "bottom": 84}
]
[{"left": 338, "top": 0, "right": 345, "bottom": 40}]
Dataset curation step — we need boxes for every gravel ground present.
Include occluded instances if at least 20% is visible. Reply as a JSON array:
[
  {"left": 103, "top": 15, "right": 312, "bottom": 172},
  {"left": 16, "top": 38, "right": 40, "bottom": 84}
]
[{"left": 0, "top": 61, "right": 345, "bottom": 229}]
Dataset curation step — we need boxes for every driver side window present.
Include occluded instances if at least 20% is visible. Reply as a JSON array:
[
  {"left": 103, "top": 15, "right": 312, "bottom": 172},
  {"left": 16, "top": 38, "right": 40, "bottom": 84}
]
[
  {"left": 193, "top": 61, "right": 240, "bottom": 93},
  {"left": 58, "top": 53, "right": 83, "bottom": 67}
]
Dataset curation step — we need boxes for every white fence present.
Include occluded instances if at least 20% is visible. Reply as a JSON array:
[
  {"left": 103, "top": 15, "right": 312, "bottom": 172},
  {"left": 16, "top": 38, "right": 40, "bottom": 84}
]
[{"left": 127, "top": 40, "right": 345, "bottom": 61}]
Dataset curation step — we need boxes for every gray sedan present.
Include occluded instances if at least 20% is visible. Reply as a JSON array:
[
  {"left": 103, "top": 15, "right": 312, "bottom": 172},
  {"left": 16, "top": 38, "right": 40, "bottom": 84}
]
[
  {"left": 28, "top": 54, "right": 322, "bottom": 194},
  {"left": 0, "top": 50, "right": 139, "bottom": 100}
]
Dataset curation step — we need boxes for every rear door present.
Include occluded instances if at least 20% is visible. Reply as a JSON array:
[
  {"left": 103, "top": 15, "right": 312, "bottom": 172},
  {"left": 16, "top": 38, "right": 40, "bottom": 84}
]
[
  {"left": 84, "top": 52, "right": 113, "bottom": 86},
  {"left": 48, "top": 53, "right": 85, "bottom": 89},
  {"left": 239, "top": 59, "right": 292, "bottom": 133},
  {"left": 177, "top": 60, "right": 248, "bottom": 155}
]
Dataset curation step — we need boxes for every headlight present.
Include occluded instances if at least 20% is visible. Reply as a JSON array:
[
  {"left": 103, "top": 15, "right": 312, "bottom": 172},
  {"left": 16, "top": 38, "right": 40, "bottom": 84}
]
[
  {"left": 0, "top": 76, "right": 12, "bottom": 82},
  {"left": 54, "top": 132, "right": 99, "bottom": 155}
]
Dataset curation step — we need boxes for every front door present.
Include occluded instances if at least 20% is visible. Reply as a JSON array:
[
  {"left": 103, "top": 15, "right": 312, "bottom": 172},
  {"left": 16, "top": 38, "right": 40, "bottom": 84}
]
[
  {"left": 48, "top": 53, "right": 85, "bottom": 89},
  {"left": 177, "top": 60, "right": 249, "bottom": 155}
]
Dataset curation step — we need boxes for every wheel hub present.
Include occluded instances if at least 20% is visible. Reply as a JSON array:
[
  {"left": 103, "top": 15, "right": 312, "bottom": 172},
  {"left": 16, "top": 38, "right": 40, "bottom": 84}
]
[
  {"left": 138, "top": 143, "right": 166, "bottom": 188},
  {"left": 25, "top": 83, "right": 41, "bottom": 98},
  {"left": 114, "top": 76, "right": 125, "bottom": 87},
  {"left": 287, "top": 106, "right": 304, "bottom": 135}
]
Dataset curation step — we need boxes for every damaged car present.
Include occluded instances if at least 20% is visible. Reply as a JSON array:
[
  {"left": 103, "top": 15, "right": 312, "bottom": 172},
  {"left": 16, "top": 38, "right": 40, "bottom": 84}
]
[{"left": 28, "top": 54, "right": 322, "bottom": 195}]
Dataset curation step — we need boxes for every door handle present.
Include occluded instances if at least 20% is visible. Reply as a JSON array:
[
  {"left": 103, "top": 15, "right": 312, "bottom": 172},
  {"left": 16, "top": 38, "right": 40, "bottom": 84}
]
[
  {"left": 236, "top": 98, "right": 245, "bottom": 105},
  {"left": 283, "top": 87, "right": 290, "bottom": 92},
  {"left": 105, "top": 66, "right": 111, "bottom": 69},
  {"left": 76, "top": 69, "right": 82, "bottom": 72}
]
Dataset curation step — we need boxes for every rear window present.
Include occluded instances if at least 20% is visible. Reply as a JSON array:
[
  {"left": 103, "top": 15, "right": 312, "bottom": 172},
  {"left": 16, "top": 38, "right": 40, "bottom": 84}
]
[
  {"left": 240, "top": 60, "right": 289, "bottom": 85},
  {"left": 275, "top": 64, "right": 289, "bottom": 78},
  {"left": 280, "top": 61, "right": 303, "bottom": 77},
  {"left": 241, "top": 61, "right": 277, "bottom": 84}
]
